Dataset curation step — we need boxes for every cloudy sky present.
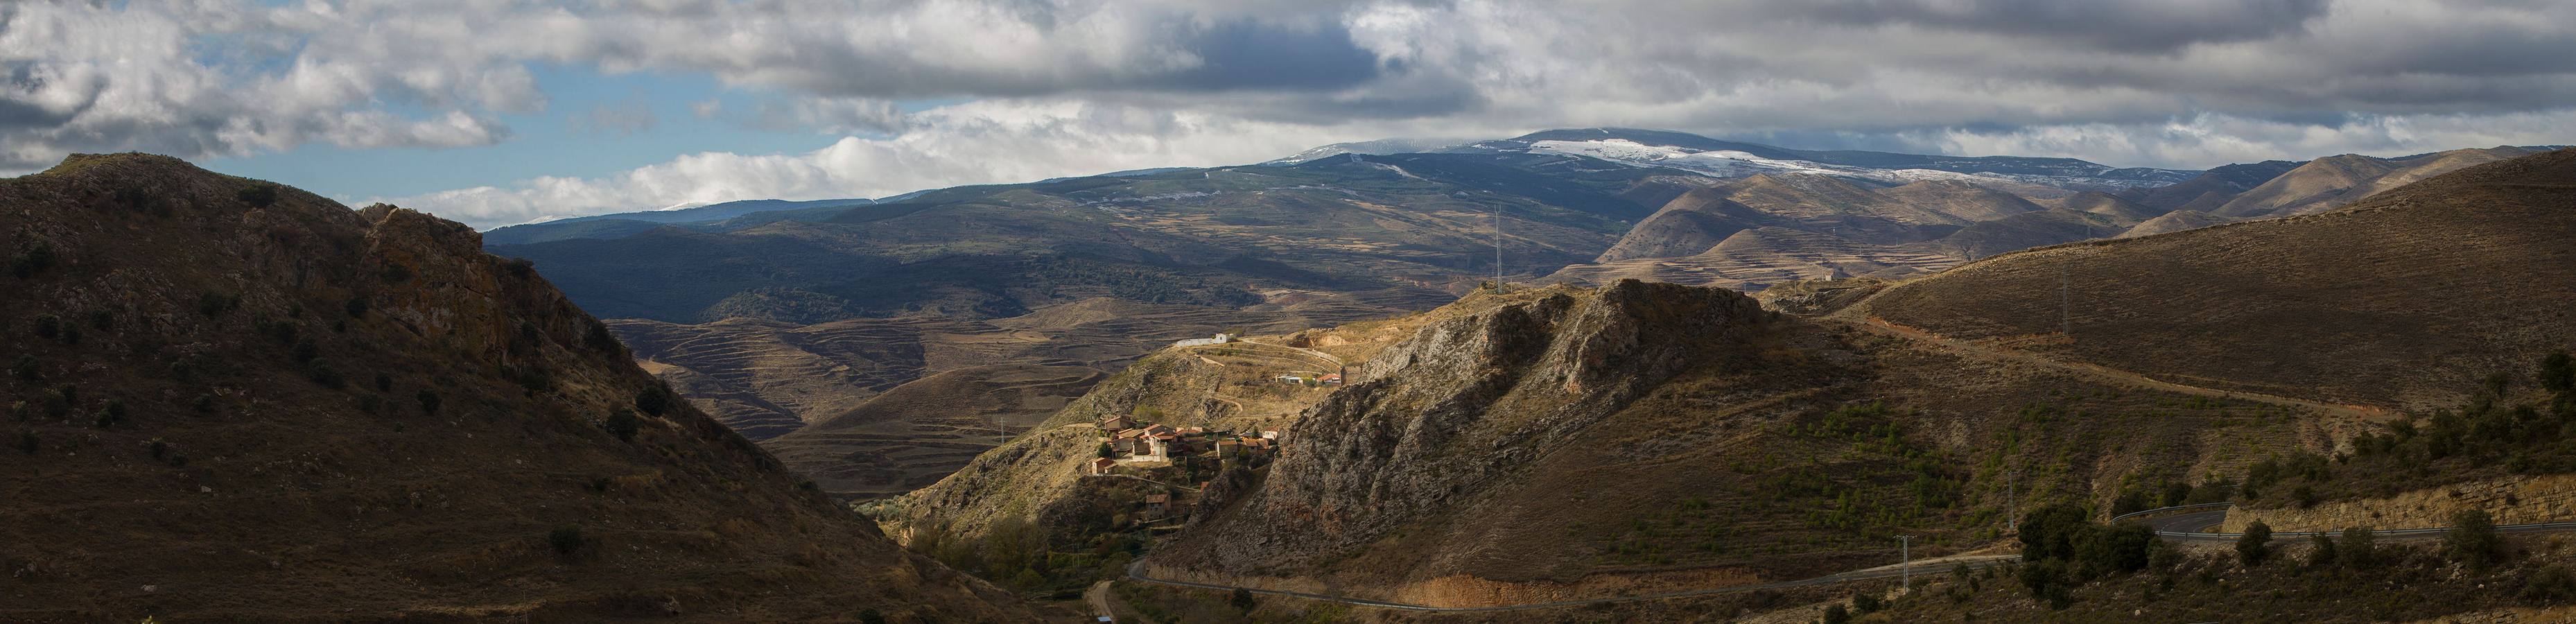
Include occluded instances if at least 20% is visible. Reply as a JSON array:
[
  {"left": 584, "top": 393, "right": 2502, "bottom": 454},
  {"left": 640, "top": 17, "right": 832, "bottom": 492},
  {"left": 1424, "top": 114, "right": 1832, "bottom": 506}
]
[{"left": 8, "top": 0, "right": 2573, "bottom": 228}]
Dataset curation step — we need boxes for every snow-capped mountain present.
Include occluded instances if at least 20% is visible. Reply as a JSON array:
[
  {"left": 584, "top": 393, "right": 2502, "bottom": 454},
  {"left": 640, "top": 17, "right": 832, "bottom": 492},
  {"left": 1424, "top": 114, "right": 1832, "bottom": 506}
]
[{"left": 1442, "top": 128, "right": 2196, "bottom": 190}]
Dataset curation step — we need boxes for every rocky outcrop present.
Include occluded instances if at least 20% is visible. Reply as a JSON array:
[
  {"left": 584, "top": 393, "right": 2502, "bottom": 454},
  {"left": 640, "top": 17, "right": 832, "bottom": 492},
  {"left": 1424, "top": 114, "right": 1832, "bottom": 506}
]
[{"left": 1169, "top": 279, "right": 1773, "bottom": 576}]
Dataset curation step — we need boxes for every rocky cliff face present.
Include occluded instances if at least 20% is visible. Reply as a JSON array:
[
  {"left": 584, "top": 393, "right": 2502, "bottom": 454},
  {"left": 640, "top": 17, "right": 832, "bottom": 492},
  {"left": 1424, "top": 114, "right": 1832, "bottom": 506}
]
[
  {"left": 0, "top": 155, "right": 1049, "bottom": 621},
  {"left": 1176, "top": 280, "right": 1775, "bottom": 574}
]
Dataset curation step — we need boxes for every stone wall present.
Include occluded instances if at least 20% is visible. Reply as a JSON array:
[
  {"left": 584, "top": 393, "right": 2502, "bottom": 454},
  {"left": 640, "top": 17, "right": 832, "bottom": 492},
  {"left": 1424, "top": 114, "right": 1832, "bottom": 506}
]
[{"left": 2222, "top": 473, "right": 2576, "bottom": 532}]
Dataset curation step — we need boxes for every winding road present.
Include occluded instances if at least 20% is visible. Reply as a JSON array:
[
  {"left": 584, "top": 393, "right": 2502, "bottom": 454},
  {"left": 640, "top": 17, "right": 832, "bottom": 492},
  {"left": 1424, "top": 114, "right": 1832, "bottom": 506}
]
[{"left": 1117, "top": 555, "right": 2019, "bottom": 614}]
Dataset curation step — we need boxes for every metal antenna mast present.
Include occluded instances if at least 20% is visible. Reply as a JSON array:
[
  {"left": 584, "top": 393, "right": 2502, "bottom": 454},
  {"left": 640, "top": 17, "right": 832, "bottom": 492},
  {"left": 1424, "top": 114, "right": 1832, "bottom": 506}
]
[
  {"left": 1898, "top": 535, "right": 1913, "bottom": 590},
  {"left": 1492, "top": 206, "right": 1505, "bottom": 293}
]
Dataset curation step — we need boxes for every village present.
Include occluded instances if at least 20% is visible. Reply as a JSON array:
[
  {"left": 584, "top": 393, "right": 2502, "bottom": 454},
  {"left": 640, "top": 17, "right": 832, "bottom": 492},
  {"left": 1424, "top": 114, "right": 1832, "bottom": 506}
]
[{"left": 1078, "top": 413, "right": 1282, "bottom": 519}]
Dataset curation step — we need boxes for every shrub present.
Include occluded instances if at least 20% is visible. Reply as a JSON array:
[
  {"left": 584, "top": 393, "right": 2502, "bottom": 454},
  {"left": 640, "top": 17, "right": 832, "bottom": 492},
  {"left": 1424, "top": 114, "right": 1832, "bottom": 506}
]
[
  {"left": 2445, "top": 510, "right": 2503, "bottom": 569},
  {"left": 192, "top": 394, "right": 216, "bottom": 413},
  {"left": 2019, "top": 503, "right": 2090, "bottom": 562},
  {"left": 33, "top": 313, "right": 60, "bottom": 339},
  {"left": 583, "top": 319, "right": 620, "bottom": 352},
  {"left": 2306, "top": 533, "right": 2338, "bottom": 567},
  {"left": 94, "top": 399, "right": 127, "bottom": 428},
  {"left": 604, "top": 408, "right": 641, "bottom": 442},
  {"left": 1231, "top": 587, "right": 1256, "bottom": 612},
  {"left": 2074, "top": 522, "right": 2157, "bottom": 577},
  {"left": 1851, "top": 592, "right": 1883, "bottom": 613},
  {"left": 9, "top": 242, "right": 55, "bottom": 279},
  {"left": 305, "top": 358, "right": 347, "bottom": 389},
  {"left": 2545, "top": 352, "right": 2575, "bottom": 395},
  {"left": 290, "top": 338, "right": 320, "bottom": 363},
  {"left": 373, "top": 372, "right": 392, "bottom": 392},
  {"left": 16, "top": 431, "right": 35, "bottom": 455},
  {"left": 499, "top": 257, "right": 536, "bottom": 279},
  {"left": 416, "top": 390, "right": 441, "bottom": 415},
  {"left": 1820, "top": 603, "right": 1851, "bottom": 624},
  {"left": 344, "top": 296, "right": 369, "bottom": 319},
  {"left": 857, "top": 609, "right": 886, "bottom": 624},
  {"left": 2340, "top": 526, "right": 2376, "bottom": 568},
  {"left": 2238, "top": 521, "right": 2272, "bottom": 566},
  {"left": 236, "top": 182, "right": 279, "bottom": 207},
  {"left": 148, "top": 438, "right": 168, "bottom": 460},
  {"left": 198, "top": 292, "right": 240, "bottom": 318},
  {"left": 548, "top": 526, "right": 584, "bottom": 557},
  {"left": 11, "top": 354, "right": 37, "bottom": 381},
  {"left": 634, "top": 385, "right": 672, "bottom": 417},
  {"left": 2524, "top": 566, "right": 2576, "bottom": 601},
  {"left": 85, "top": 309, "right": 112, "bottom": 331}
]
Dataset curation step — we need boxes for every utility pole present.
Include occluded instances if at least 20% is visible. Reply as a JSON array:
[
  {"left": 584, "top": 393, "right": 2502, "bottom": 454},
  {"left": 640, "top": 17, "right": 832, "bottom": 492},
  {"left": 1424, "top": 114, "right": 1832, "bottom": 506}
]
[
  {"left": 1898, "top": 535, "right": 1913, "bottom": 590},
  {"left": 2007, "top": 470, "right": 2019, "bottom": 532}
]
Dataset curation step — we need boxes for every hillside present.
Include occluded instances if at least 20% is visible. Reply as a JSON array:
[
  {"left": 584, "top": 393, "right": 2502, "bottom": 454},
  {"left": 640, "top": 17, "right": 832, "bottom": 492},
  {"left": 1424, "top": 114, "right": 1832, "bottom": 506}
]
[
  {"left": 887, "top": 148, "right": 2576, "bottom": 612},
  {"left": 2211, "top": 146, "right": 2541, "bottom": 219},
  {"left": 1854, "top": 148, "right": 2576, "bottom": 410},
  {"left": 0, "top": 155, "right": 1049, "bottom": 621}
]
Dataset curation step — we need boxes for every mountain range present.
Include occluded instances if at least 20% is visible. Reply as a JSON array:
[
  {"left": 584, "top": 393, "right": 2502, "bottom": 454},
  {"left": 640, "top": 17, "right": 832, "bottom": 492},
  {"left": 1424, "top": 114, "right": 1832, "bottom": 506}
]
[
  {"left": 895, "top": 146, "right": 2576, "bottom": 616},
  {"left": 479, "top": 128, "right": 2557, "bottom": 501}
]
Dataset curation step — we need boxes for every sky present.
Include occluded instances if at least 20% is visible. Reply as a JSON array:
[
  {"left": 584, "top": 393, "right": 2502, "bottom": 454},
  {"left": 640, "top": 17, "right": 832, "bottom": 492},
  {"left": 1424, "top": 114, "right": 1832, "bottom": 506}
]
[{"left": 6, "top": 0, "right": 2573, "bottom": 229}]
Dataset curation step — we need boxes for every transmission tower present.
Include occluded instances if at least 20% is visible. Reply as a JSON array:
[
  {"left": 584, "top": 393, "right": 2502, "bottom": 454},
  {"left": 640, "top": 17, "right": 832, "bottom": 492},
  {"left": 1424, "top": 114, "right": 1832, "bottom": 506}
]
[{"left": 1491, "top": 206, "right": 1505, "bottom": 293}]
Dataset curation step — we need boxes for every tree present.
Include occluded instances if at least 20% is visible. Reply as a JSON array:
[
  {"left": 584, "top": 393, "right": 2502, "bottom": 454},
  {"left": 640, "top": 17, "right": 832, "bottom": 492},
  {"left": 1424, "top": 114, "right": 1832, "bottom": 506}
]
[
  {"left": 634, "top": 385, "right": 672, "bottom": 416},
  {"left": 236, "top": 182, "right": 279, "bottom": 207},
  {"left": 2543, "top": 351, "right": 2574, "bottom": 395},
  {"left": 2340, "top": 526, "right": 2376, "bottom": 569},
  {"left": 2237, "top": 521, "right": 2272, "bottom": 566},
  {"left": 604, "top": 408, "right": 641, "bottom": 442},
  {"left": 1230, "top": 588, "right": 1256, "bottom": 612},
  {"left": 2018, "top": 503, "right": 2091, "bottom": 562},
  {"left": 1820, "top": 603, "right": 1851, "bottom": 624},
  {"left": 2306, "top": 533, "right": 2338, "bottom": 567},
  {"left": 2445, "top": 509, "right": 2503, "bottom": 569}
]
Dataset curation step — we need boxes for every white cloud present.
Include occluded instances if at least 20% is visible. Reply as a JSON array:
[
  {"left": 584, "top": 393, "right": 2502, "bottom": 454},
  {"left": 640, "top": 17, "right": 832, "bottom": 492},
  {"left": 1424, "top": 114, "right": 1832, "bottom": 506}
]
[{"left": 388, "top": 99, "right": 1339, "bottom": 228}]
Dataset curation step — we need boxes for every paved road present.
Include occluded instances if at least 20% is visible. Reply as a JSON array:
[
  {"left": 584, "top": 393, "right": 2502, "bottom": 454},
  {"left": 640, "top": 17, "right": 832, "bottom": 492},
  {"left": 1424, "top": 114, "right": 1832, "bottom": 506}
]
[
  {"left": 2143, "top": 510, "right": 2229, "bottom": 541},
  {"left": 1120, "top": 555, "right": 2018, "bottom": 613}
]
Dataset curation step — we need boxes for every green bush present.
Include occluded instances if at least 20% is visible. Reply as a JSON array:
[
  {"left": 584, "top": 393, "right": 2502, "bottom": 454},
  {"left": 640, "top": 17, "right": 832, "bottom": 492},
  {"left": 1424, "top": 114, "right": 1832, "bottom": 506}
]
[
  {"left": 2445, "top": 510, "right": 2503, "bottom": 569},
  {"left": 856, "top": 609, "right": 885, "bottom": 624},
  {"left": 604, "top": 408, "right": 641, "bottom": 442},
  {"left": 2306, "top": 533, "right": 2338, "bottom": 567},
  {"left": 548, "top": 526, "right": 585, "bottom": 557},
  {"left": 634, "top": 385, "right": 672, "bottom": 416},
  {"left": 2238, "top": 521, "right": 2272, "bottom": 565},
  {"left": 1851, "top": 591, "right": 1883, "bottom": 613},
  {"left": 11, "top": 354, "right": 37, "bottom": 381},
  {"left": 85, "top": 309, "right": 112, "bottom": 331},
  {"left": 33, "top": 313, "right": 60, "bottom": 339},
  {"left": 93, "top": 399, "right": 127, "bottom": 428},
  {"left": 344, "top": 296, "right": 369, "bottom": 319},
  {"left": 1820, "top": 603, "right": 1850, "bottom": 624},
  {"left": 417, "top": 390, "right": 442, "bottom": 415},
  {"left": 192, "top": 394, "right": 216, "bottom": 413},
  {"left": 306, "top": 358, "right": 347, "bottom": 389},
  {"left": 2545, "top": 352, "right": 2574, "bottom": 395},
  {"left": 2523, "top": 565, "right": 2576, "bottom": 601},
  {"left": 9, "top": 242, "right": 55, "bottom": 279},
  {"left": 16, "top": 431, "right": 35, "bottom": 455},
  {"left": 373, "top": 372, "right": 392, "bottom": 392},
  {"left": 2340, "top": 526, "right": 2376, "bottom": 569},
  {"left": 236, "top": 182, "right": 279, "bottom": 207},
  {"left": 198, "top": 292, "right": 240, "bottom": 318},
  {"left": 583, "top": 319, "right": 620, "bottom": 352}
]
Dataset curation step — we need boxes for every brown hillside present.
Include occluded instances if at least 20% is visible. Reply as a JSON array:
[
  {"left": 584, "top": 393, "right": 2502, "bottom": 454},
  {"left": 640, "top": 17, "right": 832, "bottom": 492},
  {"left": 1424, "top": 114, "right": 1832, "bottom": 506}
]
[
  {"left": 0, "top": 155, "right": 1050, "bottom": 622},
  {"left": 1855, "top": 148, "right": 2576, "bottom": 410},
  {"left": 2212, "top": 147, "right": 2539, "bottom": 218}
]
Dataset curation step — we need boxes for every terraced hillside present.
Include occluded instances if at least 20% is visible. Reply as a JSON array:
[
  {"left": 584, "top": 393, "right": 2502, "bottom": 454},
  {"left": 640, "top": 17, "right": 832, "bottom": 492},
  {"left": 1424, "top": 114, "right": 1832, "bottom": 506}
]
[{"left": 0, "top": 155, "right": 1048, "bottom": 621}]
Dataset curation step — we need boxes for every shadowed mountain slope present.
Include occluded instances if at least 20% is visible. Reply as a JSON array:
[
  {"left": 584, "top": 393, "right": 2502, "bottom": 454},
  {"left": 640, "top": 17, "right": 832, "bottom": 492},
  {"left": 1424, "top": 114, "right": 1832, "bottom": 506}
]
[{"left": 0, "top": 155, "right": 1049, "bottom": 622}]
